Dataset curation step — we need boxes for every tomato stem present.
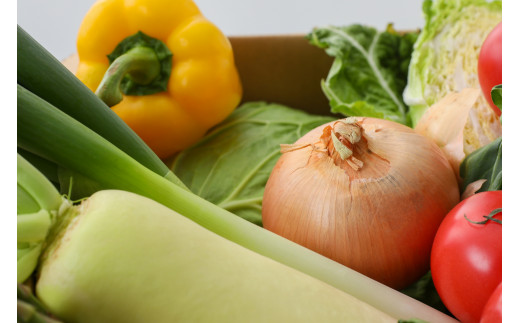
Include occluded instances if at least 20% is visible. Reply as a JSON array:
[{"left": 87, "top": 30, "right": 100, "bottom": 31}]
[{"left": 464, "top": 208, "right": 502, "bottom": 225}]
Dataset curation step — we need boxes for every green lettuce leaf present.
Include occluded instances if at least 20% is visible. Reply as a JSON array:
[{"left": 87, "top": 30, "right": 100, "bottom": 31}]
[
  {"left": 491, "top": 84, "right": 502, "bottom": 111},
  {"left": 170, "top": 102, "right": 334, "bottom": 226},
  {"left": 307, "top": 24, "right": 418, "bottom": 126},
  {"left": 404, "top": 0, "right": 502, "bottom": 126},
  {"left": 460, "top": 136, "right": 502, "bottom": 193}
]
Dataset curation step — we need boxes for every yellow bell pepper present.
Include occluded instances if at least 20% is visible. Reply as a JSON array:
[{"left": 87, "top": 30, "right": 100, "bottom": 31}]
[{"left": 75, "top": 0, "right": 243, "bottom": 159}]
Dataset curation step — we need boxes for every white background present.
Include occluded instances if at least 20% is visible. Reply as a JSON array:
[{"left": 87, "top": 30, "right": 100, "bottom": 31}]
[{"left": 17, "top": 0, "right": 424, "bottom": 60}]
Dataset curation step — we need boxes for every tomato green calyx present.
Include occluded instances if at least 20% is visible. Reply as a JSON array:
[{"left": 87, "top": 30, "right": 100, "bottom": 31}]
[
  {"left": 464, "top": 208, "right": 502, "bottom": 225},
  {"left": 95, "top": 31, "right": 173, "bottom": 107}
]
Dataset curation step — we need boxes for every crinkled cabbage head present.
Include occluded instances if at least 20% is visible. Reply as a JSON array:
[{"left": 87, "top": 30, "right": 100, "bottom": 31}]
[{"left": 404, "top": 0, "right": 502, "bottom": 154}]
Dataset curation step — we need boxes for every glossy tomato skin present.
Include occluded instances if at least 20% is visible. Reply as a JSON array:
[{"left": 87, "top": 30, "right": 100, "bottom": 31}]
[
  {"left": 478, "top": 22, "right": 502, "bottom": 116},
  {"left": 431, "top": 191, "right": 502, "bottom": 323},
  {"left": 480, "top": 282, "right": 502, "bottom": 323}
]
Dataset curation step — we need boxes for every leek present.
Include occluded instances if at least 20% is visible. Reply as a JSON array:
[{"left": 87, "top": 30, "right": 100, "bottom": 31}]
[
  {"left": 18, "top": 148, "right": 59, "bottom": 186},
  {"left": 17, "top": 25, "right": 186, "bottom": 190}
]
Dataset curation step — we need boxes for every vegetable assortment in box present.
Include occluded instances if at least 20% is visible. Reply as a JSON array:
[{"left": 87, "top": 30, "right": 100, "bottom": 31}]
[
  {"left": 17, "top": 0, "right": 504, "bottom": 322},
  {"left": 17, "top": 35, "right": 458, "bottom": 323}
]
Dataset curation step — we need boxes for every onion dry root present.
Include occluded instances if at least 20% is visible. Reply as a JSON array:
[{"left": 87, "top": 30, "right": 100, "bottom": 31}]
[{"left": 262, "top": 117, "right": 460, "bottom": 289}]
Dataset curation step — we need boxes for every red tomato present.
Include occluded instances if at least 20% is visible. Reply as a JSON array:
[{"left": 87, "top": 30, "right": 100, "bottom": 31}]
[
  {"left": 431, "top": 191, "right": 502, "bottom": 323},
  {"left": 480, "top": 282, "right": 502, "bottom": 323},
  {"left": 478, "top": 22, "right": 502, "bottom": 116}
]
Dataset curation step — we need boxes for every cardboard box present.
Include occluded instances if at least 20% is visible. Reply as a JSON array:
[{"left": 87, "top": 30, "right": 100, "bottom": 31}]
[
  {"left": 229, "top": 35, "right": 334, "bottom": 116},
  {"left": 62, "top": 34, "right": 335, "bottom": 116}
]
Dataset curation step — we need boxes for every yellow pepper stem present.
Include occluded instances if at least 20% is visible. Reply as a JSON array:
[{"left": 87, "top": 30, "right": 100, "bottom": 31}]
[{"left": 96, "top": 46, "right": 161, "bottom": 107}]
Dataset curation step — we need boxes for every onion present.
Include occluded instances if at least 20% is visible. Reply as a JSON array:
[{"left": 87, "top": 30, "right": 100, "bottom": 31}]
[
  {"left": 414, "top": 88, "right": 501, "bottom": 181},
  {"left": 262, "top": 117, "right": 460, "bottom": 290}
]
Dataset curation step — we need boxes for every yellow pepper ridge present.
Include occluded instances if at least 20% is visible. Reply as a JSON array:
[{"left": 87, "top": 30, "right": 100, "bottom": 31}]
[{"left": 75, "top": 0, "right": 243, "bottom": 159}]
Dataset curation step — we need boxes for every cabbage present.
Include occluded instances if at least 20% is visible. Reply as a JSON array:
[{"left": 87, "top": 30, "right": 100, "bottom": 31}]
[{"left": 404, "top": 0, "right": 502, "bottom": 153}]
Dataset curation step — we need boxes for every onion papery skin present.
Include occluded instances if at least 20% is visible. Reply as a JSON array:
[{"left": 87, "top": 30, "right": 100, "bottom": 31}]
[{"left": 262, "top": 117, "right": 460, "bottom": 290}]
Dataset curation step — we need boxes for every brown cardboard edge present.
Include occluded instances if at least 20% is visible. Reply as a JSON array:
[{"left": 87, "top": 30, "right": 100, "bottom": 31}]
[
  {"left": 229, "top": 34, "right": 334, "bottom": 115},
  {"left": 62, "top": 34, "right": 334, "bottom": 116}
]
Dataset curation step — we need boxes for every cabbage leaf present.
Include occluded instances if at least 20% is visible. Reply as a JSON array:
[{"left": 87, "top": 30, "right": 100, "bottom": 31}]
[
  {"left": 403, "top": 0, "right": 502, "bottom": 146},
  {"left": 170, "top": 102, "right": 334, "bottom": 226},
  {"left": 307, "top": 24, "right": 418, "bottom": 126}
]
